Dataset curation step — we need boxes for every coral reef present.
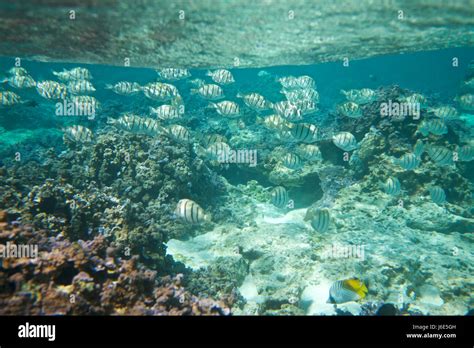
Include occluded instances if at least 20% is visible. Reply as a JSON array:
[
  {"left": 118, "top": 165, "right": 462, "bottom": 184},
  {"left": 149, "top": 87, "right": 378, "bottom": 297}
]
[{"left": 0, "top": 212, "right": 230, "bottom": 315}]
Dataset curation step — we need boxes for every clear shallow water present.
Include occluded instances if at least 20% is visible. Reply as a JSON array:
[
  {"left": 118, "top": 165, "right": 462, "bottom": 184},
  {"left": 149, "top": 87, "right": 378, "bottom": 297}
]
[{"left": 0, "top": 47, "right": 473, "bottom": 316}]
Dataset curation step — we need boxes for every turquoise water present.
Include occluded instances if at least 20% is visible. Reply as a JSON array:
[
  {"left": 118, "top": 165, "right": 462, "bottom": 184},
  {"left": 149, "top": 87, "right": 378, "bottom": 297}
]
[{"left": 0, "top": 47, "right": 473, "bottom": 316}]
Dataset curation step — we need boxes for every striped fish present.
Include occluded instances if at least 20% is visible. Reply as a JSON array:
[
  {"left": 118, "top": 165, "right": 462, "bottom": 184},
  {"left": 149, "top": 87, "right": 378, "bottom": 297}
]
[
  {"left": 150, "top": 104, "right": 182, "bottom": 121},
  {"left": 63, "top": 125, "right": 93, "bottom": 143},
  {"left": 107, "top": 115, "right": 162, "bottom": 136},
  {"left": 67, "top": 80, "right": 96, "bottom": 95},
  {"left": 191, "top": 84, "right": 224, "bottom": 100},
  {"left": 298, "top": 144, "right": 322, "bottom": 161},
  {"left": 289, "top": 123, "right": 319, "bottom": 143},
  {"left": 341, "top": 88, "right": 377, "bottom": 104},
  {"left": 143, "top": 82, "right": 179, "bottom": 101},
  {"left": 272, "top": 100, "right": 302, "bottom": 120},
  {"left": 208, "top": 100, "right": 240, "bottom": 118},
  {"left": 70, "top": 95, "right": 101, "bottom": 112},
  {"left": 283, "top": 153, "right": 303, "bottom": 170},
  {"left": 295, "top": 75, "right": 316, "bottom": 89},
  {"left": 456, "top": 144, "right": 474, "bottom": 162},
  {"left": 295, "top": 99, "right": 318, "bottom": 115},
  {"left": 383, "top": 177, "right": 401, "bottom": 196},
  {"left": 1, "top": 74, "right": 36, "bottom": 88},
  {"left": 36, "top": 80, "right": 68, "bottom": 99},
  {"left": 429, "top": 105, "right": 459, "bottom": 120},
  {"left": 206, "top": 141, "right": 230, "bottom": 161},
  {"left": 332, "top": 132, "right": 358, "bottom": 151},
  {"left": 429, "top": 186, "right": 446, "bottom": 204},
  {"left": 278, "top": 76, "right": 299, "bottom": 89},
  {"left": 310, "top": 208, "right": 330, "bottom": 233},
  {"left": 259, "top": 114, "right": 290, "bottom": 131},
  {"left": 404, "top": 93, "right": 427, "bottom": 107},
  {"left": 237, "top": 92, "right": 272, "bottom": 111},
  {"left": 53, "top": 67, "right": 92, "bottom": 81},
  {"left": 455, "top": 94, "right": 474, "bottom": 111},
  {"left": 413, "top": 139, "right": 425, "bottom": 158},
  {"left": 328, "top": 278, "right": 368, "bottom": 304},
  {"left": 0, "top": 91, "right": 22, "bottom": 106},
  {"left": 426, "top": 145, "right": 454, "bottom": 166},
  {"left": 175, "top": 199, "right": 211, "bottom": 224},
  {"left": 417, "top": 119, "right": 448, "bottom": 136},
  {"left": 8, "top": 67, "right": 28, "bottom": 76},
  {"left": 206, "top": 69, "right": 235, "bottom": 85},
  {"left": 338, "top": 101, "right": 362, "bottom": 118},
  {"left": 157, "top": 68, "right": 191, "bottom": 81},
  {"left": 395, "top": 153, "right": 420, "bottom": 170},
  {"left": 165, "top": 124, "right": 191, "bottom": 143},
  {"left": 282, "top": 88, "right": 319, "bottom": 103},
  {"left": 105, "top": 81, "right": 142, "bottom": 95},
  {"left": 270, "top": 186, "right": 289, "bottom": 208},
  {"left": 200, "top": 133, "right": 227, "bottom": 148}
]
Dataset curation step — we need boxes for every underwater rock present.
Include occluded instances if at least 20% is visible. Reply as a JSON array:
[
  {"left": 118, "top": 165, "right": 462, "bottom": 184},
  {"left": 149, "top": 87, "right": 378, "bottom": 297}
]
[{"left": 0, "top": 216, "right": 230, "bottom": 315}]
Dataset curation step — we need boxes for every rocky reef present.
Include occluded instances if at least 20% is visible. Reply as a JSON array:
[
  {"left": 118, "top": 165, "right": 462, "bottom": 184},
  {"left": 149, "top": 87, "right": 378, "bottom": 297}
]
[{"left": 0, "top": 212, "right": 230, "bottom": 315}]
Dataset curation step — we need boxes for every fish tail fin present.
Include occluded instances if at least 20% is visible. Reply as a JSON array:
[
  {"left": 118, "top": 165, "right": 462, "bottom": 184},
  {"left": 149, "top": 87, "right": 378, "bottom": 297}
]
[
  {"left": 106, "top": 117, "right": 116, "bottom": 125},
  {"left": 206, "top": 102, "right": 217, "bottom": 109},
  {"left": 205, "top": 70, "right": 212, "bottom": 76},
  {"left": 190, "top": 88, "right": 198, "bottom": 95},
  {"left": 236, "top": 92, "right": 243, "bottom": 98},
  {"left": 203, "top": 213, "right": 212, "bottom": 223},
  {"left": 266, "top": 101, "right": 274, "bottom": 109},
  {"left": 104, "top": 84, "right": 113, "bottom": 89},
  {"left": 340, "top": 89, "right": 347, "bottom": 96},
  {"left": 51, "top": 70, "right": 59, "bottom": 76}
]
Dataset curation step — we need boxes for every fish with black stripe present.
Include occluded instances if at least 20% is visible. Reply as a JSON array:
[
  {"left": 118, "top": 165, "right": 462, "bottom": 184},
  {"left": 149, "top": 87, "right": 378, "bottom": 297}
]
[
  {"left": 208, "top": 100, "right": 240, "bottom": 118},
  {"left": 270, "top": 186, "right": 289, "bottom": 208},
  {"left": 455, "top": 144, "right": 474, "bottom": 162},
  {"left": 282, "top": 153, "right": 303, "bottom": 170},
  {"left": 383, "top": 177, "right": 401, "bottom": 196},
  {"left": 191, "top": 84, "right": 224, "bottom": 100},
  {"left": 417, "top": 119, "right": 448, "bottom": 136},
  {"left": 237, "top": 92, "right": 272, "bottom": 111},
  {"left": 105, "top": 81, "right": 142, "bottom": 95},
  {"left": 429, "top": 186, "right": 446, "bottom": 204},
  {"left": 36, "top": 80, "right": 68, "bottom": 99},
  {"left": 426, "top": 145, "right": 454, "bottom": 166},
  {"left": 310, "top": 208, "right": 330, "bottom": 232},
  {"left": 107, "top": 115, "right": 162, "bottom": 136},
  {"left": 67, "top": 80, "right": 96, "bottom": 95},
  {"left": 338, "top": 101, "right": 362, "bottom": 118},
  {"left": 287, "top": 123, "right": 319, "bottom": 143},
  {"left": 0, "top": 91, "right": 22, "bottom": 106},
  {"left": 206, "top": 69, "right": 235, "bottom": 85},
  {"left": 175, "top": 199, "right": 211, "bottom": 224},
  {"left": 63, "top": 125, "right": 93, "bottom": 143},
  {"left": 164, "top": 124, "right": 192, "bottom": 143},
  {"left": 328, "top": 278, "right": 368, "bottom": 304},
  {"left": 413, "top": 139, "right": 425, "bottom": 158},
  {"left": 394, "top": 153, "right": 420, "bottom": 170},
  {"left": 143, "top": 82, "right": 179, "bottom": 101},
  {"left": 297, "top": 144, "right": 322, "bottom": 161},
  {"left": 332, "top": 132, "right": 358, "bottom": 151},
  {"left": 157, "top": 68, "right": 191, "bottom": 81}
]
